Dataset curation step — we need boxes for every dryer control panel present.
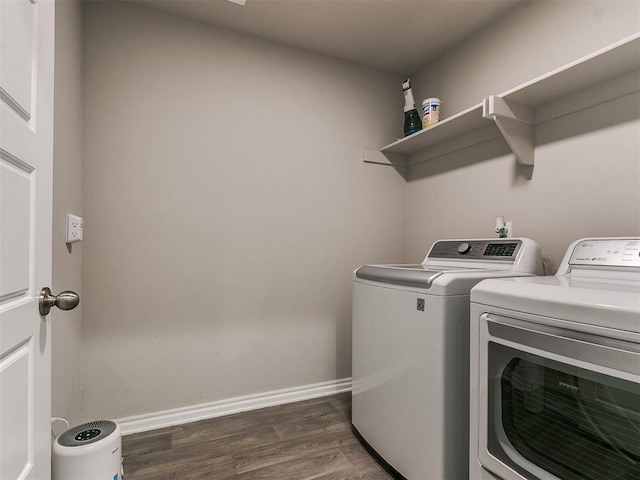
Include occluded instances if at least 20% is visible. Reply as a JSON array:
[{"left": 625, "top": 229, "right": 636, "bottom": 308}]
[
  {"left": 569, "top": 238, "right": 640, "bottom": 267},
  {"left": 428, "top": 239, "right": 522, "bottom": 262}
]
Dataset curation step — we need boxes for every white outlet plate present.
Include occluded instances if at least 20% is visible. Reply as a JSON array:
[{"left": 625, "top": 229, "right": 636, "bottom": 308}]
[{"left": 66, "top": 214, "right": 83, "bottom": 244}]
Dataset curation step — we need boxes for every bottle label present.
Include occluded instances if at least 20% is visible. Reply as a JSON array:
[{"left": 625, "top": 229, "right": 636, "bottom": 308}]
[{"left": 404, "top": 109, "right": 422, "bottom": 136}]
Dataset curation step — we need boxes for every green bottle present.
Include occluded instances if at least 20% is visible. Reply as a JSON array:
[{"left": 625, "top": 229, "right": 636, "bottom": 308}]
[{"left": 402, "top": 79, "right": 422, "bottom": 137}]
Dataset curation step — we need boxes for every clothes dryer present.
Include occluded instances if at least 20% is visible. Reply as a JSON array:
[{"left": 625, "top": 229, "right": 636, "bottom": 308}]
[
  {"left": 352, "top": 238, "right": 543, "bottom": 480},
  {"left": 469, "top": 237, "right": 640, "bottom": 480}
]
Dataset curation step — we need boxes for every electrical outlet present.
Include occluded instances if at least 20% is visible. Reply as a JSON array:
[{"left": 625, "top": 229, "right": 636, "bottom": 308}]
[{"left": 66, "top": 214, "right": 83, "bottom": 244}]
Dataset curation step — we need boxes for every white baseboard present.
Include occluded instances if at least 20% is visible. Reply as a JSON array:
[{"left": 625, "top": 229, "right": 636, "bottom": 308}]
[{"left": 115, "top": 377, "right": 352, "bottom": 436}]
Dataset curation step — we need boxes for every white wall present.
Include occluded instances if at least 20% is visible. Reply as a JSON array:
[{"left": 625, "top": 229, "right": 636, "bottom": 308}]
[
  {"left": 52, "top": 0, "right": 83, "bottom": 426},
  {"left": 74, "top": 0, "right": 639, "bottom": 422},
  {"left": 411, "top": 0, "right": 640, "bottom": 115},
  {"left": 80, "top": 1, "right": 406, "bottom": 420},
  {"left": 407, "top": 0, "right": 640, "bottom": 268}
]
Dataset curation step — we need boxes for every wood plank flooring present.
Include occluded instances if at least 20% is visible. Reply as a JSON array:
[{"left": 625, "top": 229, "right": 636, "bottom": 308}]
[{"left": 122, "top": 392, "right": 397, "bottom": 480}]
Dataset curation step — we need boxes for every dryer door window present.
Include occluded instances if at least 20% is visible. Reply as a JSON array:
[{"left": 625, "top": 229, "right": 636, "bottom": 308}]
[{"left": 487, "top": 344, "right": 640, "bottom": 480}]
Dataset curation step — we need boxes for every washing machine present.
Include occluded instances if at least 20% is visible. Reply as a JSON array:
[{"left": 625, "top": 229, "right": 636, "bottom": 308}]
[
  {"left": 469, "top": 237, "right": 640, "bottom": 480},
  {"left": 352, "top": 238, "right": 543, "bottom": 480}
]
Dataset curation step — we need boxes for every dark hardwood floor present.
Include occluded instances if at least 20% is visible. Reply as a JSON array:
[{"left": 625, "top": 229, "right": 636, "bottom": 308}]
[{"left": 122, "top": 392, "right": 396, "bottom": 480}]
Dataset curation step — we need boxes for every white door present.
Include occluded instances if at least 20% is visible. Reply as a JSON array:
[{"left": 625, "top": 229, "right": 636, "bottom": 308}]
[{"left": 0, "top": 0, "right": 55, "bottom": 478}]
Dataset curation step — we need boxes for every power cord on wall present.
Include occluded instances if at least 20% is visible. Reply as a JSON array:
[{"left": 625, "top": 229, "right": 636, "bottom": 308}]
[{"left": 50, "top": 417, "right": 70, "bottom": 440}]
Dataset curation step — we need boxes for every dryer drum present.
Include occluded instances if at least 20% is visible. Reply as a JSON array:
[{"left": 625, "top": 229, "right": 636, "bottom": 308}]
[{"left": 498, "top": 355, "right": 640, "bottom": 480}]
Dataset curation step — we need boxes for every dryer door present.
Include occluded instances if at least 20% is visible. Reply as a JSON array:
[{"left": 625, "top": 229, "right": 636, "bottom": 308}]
[{"left": 477, "top": 313, "right": 640, "bottom": 480}]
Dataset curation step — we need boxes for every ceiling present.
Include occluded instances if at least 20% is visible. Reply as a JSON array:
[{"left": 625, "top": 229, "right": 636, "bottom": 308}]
[{"left": 128, "top": 0, "right": 522, "bottom": 75}]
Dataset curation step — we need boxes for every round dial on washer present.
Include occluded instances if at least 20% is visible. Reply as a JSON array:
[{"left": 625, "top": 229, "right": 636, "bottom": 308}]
[{"left": 458, "top": 242, "right": 471, "bottom": 254}]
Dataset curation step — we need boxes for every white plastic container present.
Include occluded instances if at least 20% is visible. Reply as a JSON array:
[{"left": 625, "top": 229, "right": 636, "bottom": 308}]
[
  {"left": 421, "top": 97, "right": 441, "bottom": 127},
  {"left": 52, "top": 420, "right": 122, "bottom": 480}
]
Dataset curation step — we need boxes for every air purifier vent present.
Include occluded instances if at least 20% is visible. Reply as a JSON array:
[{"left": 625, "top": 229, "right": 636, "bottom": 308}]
[{"left": 57, "top": 420, "right": 118, "bottom": 447}]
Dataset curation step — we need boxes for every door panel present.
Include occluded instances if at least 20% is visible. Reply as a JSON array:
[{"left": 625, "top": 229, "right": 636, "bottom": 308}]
[
  {"left": 0, "top": 162, "right": 31, "bottom": 299},
  {"left": 0, "top": 0, "right": 35, "bottom": 119},
  {"left": 0, "top": 337, "right": 33, "bottom": 480},
  {"left": 479, "top": 313, "right": 640, "bottom": 480}
]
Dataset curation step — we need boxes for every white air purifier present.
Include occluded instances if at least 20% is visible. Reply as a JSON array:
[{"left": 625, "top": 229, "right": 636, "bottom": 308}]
[{"left": 52, "top": 420, "right": 123, "bottom": 480}]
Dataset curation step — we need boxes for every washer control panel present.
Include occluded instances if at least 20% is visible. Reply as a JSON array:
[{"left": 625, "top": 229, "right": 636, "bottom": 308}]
[
  {"left": 428, "top": 239, "right": 522, "bottom": 261},
  {"left": 569, "top": 239, "right": 640, "bottom": 267}
]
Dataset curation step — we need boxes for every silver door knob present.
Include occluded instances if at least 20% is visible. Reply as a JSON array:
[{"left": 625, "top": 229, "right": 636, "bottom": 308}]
[{"left": 38, "top": 287, "right": 80, "bottom": 316}]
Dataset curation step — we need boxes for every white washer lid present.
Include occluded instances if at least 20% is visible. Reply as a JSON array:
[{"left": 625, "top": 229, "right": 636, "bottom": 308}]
[
  {"left": 471, "top": 275, "right": 640, "bottom": 334},
  {"left": 355, "top": 265, "right": 537, "bottom": 296},
  {"left": 355, "top": 264, "right": 463, "bottom": 289}
]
